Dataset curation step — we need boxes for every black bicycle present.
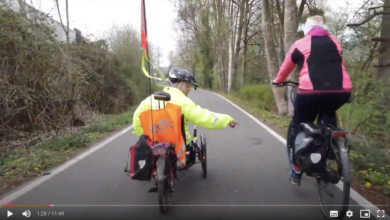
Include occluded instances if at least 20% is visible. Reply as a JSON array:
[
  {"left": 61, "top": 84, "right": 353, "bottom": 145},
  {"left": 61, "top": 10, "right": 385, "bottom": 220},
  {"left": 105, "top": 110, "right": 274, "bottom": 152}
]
[{"left": 273, "top": 80, "right": 351, "bottom": 220}]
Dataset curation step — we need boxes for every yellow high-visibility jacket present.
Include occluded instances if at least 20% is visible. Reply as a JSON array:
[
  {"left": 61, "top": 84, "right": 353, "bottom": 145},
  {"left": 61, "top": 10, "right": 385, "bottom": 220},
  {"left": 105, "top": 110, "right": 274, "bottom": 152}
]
[{"left": 132, "top": 87, "right": 233, "bottom": 145}]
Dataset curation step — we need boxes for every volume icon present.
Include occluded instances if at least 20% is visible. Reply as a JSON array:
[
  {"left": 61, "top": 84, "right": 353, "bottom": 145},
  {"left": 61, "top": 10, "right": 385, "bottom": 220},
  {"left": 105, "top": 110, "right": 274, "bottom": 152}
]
[{"left": 22, "top": 210, "right": 31, "bottom": 218}]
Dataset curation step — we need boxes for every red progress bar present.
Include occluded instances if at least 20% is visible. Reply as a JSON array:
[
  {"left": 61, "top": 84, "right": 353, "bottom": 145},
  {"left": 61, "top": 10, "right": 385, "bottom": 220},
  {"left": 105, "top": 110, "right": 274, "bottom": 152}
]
[{"left": 1, "top": 204, "right": 50, "bottom": 207}]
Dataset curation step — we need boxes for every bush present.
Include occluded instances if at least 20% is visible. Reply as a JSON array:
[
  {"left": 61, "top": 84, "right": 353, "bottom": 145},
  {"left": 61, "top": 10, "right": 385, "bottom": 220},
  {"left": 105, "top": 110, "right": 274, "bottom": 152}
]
[
  {"left": 238, "top": 85, "right": 277, "bottom": 112},
  {"left": 0, "top": 6, "right": 154, "bottom": 151},
  {"left": 335, "top": 71, "right": 390, "bottom": 191}
]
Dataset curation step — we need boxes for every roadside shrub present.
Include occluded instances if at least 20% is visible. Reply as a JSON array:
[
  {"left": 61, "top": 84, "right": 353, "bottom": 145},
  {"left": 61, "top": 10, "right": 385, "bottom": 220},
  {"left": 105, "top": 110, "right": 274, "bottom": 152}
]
[
  {"left": 0, "top": 5, "right": 153, "bottom": 151},
  {"left": 239, "top": 85, "right": 277, "bottom": 112}
]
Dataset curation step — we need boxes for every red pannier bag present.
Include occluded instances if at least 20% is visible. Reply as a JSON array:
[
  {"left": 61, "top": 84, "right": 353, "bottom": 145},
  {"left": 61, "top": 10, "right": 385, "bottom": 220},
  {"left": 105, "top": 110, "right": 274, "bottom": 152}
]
[{"left": 124, "top": 135, "right": 155, "bottom": 181}]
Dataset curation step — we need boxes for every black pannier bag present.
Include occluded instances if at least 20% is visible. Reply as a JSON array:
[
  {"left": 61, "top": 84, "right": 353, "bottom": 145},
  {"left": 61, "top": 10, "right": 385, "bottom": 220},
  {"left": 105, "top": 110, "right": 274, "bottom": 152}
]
[{"left": 294, "top": 125, "right": 328, "bottom": 176}]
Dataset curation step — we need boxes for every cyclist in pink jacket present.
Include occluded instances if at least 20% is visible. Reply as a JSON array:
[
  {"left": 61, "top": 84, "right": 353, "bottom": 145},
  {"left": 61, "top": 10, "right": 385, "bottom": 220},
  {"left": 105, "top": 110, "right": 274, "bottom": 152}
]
[{"left": 272, "top": 16, "right": 352, "bottom": 186}]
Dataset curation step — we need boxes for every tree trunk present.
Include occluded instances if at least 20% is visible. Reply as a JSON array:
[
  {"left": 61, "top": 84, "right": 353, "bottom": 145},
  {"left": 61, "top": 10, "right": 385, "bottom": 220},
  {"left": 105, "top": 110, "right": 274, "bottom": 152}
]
[
  {"left": 371, "top": 0, "right": 390, "bottom": 112},
  {"left": 372, "top": 0, "right": 390, "bottom": 84},
  {"left": 297, "top": 0, "right": 306, "bottom": 27},
  {"left": 227, "top": 0, "right": 236, "bottom": 94},
  {"left": 240, "top": 0, "right": 250, "bottom": 88},
  {"left": 213, "top": 0, "right": 229, "bottom": 93},
  {"left": 262, "top": 0, "right": 288, "bottom": 115},
  {"left": 232, "top": 0, "right": 247, "bottom": 91},
  {"left": 55, "top": 0, "right": 80, "bottom": 126},
  {"left": 284, "top": 0, "right": 299, "bottom": 116},
  {"left": 275, "top": 0, "right": 285, "bottom": 65}
]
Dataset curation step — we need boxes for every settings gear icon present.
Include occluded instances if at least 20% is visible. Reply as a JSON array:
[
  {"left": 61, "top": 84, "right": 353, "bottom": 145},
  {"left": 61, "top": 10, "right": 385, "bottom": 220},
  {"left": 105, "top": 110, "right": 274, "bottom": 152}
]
[{"left": 346, "top": 210, "right": 353, "bottom": 218}]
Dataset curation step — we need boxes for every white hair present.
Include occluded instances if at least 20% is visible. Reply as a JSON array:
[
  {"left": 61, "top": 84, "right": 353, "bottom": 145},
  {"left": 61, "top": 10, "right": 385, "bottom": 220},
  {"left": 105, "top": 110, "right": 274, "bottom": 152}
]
[{"left": 303, "top": 15, "right": 324, "bottom": 36}]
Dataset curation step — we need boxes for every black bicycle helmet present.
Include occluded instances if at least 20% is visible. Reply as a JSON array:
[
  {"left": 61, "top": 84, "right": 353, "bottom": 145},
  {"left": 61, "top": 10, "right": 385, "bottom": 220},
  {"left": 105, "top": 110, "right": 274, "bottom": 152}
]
[{"left": 168, "top": 67, "right": 198, "bottom": 89}]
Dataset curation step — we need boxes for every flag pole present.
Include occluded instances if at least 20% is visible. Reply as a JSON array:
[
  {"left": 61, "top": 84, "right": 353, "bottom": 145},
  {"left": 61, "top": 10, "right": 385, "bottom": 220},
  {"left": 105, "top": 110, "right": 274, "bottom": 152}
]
[
  {"left": 142, "top": 0, "right": 151, "bottom": 75},
  {"left": 141, "top": 0, "right": 155, "bottom": 142}
]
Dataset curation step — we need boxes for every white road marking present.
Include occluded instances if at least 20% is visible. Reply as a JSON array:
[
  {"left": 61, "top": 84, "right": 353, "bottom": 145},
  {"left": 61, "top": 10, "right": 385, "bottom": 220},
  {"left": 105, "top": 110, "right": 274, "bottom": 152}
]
[{"left": 0, "top": 125, "right": 134, "bottom": 205}]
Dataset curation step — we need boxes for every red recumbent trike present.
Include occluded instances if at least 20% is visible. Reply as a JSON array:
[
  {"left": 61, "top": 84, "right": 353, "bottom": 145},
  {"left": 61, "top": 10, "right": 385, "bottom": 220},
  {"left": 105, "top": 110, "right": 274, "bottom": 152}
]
[{"left": 146, "top": 92, "right": 207, "bottom": 214}]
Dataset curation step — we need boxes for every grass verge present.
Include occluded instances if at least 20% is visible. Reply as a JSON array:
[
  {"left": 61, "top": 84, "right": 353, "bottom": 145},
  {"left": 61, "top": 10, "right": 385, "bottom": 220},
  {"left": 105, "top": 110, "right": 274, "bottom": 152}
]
[
  {"left": 218, "top": 88, "right": 390, "bottom": 211},
  {"left": 0, "top": 108, "right": 135, "bottom": 196}
]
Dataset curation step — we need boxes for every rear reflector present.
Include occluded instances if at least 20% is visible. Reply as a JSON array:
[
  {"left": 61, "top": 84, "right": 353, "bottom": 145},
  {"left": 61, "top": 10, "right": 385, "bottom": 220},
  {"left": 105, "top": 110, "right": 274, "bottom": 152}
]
[{"left": 332, "top": 133, "right": 346, "bottom": 138}]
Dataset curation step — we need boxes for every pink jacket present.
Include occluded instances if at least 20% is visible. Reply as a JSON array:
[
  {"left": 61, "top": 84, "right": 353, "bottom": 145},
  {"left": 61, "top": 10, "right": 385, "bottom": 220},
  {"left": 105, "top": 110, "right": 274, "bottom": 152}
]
[{"left": 275, "top": 26, "right": 352, "bottom": 94}]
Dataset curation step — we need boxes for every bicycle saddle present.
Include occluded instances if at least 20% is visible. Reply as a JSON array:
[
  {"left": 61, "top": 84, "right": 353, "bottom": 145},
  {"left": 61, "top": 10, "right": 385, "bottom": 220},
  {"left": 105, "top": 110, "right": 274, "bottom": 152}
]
[{"left": 153, "top": 91, "right": 171, "bottom": 101}]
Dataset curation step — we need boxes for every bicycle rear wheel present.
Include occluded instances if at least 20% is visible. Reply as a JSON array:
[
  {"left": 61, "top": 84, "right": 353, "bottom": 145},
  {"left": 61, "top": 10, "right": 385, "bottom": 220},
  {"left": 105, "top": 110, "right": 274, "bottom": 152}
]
[
  {"left": 316, "top": 138, "right": 350, "bottom": 220},
  {"left": 158, "top": 178, "right": 170, "bottom": 214},
  {"left": 156, "top": 155, "right": 172, "bottom": 214}
]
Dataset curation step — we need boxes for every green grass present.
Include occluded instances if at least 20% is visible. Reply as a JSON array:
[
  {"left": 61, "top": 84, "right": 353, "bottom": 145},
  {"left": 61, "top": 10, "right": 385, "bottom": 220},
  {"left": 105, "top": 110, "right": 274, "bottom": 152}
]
[
  {"left": 219, "top": 84, "right": 390, "bottom": 196},
  {"left": 220, "top": 85, "right": 290, "bottom": 136},
  {"left": 238, "top": 84, "right": 278, "bottom": 112},
  {"left": 0, "top": 108, "right": 136, "bottom": 192},
  {"left": 220, "top": 93, "right": 290, "bottom": 136}
]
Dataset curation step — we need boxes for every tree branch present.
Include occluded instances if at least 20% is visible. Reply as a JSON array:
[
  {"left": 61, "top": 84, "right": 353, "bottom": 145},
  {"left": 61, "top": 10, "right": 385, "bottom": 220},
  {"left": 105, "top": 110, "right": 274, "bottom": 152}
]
[
  {"left": 305, "top": 2, "right": 312, "bottom": 13},
  {"left": 347, "top": 11, "right": 390, "bottom": 27},
  {"left": 298, "top": 0, "right": 306, "bottom": 20},
  {"left": 245, "top": 30, "right": 260, "bottom": 42},
  {"left": 369, "top": 6, "right": 390, "bottom": 10},
  {"left": 54, "top": 0, "right": 67, "bottom": 34},
  {"left": 371, "top": 37, "right": 390, "bottom": 41}
]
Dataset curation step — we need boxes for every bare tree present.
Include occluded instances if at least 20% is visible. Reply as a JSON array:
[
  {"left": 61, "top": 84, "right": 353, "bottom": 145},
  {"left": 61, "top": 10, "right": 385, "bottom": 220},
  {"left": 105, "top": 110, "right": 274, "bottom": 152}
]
[
  {"left": 283, "top": 0, "right": 299, "bottom": 116},
  {"left": 54, "top": 0, "right": 80, "bottom": 126},
  {"left": 262, "top": 0, "right": 288, "bottom": 115},
  {"left": 370, "top": 0, "right": 390, "bottom": 86},
  {"left": 347, "top": 0, "right": 390, "bottom": 113}
]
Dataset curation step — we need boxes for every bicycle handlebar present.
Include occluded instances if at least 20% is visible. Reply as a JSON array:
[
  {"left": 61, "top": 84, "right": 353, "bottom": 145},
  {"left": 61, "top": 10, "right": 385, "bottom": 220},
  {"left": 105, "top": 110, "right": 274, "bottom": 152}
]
[
  {"left": 272, "top": 80, "right": 299, "bottom": 105},
  {"left": 272, "top": 80, "right": 299, "bottom": 87}
]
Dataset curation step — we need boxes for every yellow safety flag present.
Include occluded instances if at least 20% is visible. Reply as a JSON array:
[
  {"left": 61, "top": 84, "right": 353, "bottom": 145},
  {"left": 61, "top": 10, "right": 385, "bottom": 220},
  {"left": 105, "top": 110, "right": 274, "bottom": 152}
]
[{"left": 141, "top": 52, "right": 166, "bottom": 81}]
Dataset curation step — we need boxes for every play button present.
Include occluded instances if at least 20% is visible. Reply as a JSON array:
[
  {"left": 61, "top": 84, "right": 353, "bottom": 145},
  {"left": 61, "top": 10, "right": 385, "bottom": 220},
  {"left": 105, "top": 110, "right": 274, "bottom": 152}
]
[{"left": 7, "top": 210, "right": 13, "bottom": 217}]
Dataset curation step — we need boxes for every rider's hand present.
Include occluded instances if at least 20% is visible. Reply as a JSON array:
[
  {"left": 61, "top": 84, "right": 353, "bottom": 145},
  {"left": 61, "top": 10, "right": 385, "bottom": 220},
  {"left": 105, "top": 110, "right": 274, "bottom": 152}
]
[
  {"left": 271, "top": 79, "right": 277, "bottom": 85},
  {"left": 229, "top": 120, "right": 239, "bottom": 128}
]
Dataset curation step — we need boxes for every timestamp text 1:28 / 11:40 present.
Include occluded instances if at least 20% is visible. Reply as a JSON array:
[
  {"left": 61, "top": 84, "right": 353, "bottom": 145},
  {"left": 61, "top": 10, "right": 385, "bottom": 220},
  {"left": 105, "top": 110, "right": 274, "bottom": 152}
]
[{"left": 37, "top": 211, "right": 65, "bottom": 216}]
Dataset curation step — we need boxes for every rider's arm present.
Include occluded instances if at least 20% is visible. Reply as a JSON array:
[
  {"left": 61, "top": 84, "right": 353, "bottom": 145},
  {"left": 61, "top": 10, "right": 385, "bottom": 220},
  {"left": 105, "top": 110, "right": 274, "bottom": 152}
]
[
  {"left": 182, "top": 99, "right": 233, "bottom": 130},
  {"left": 274, "top": 42, "right": 299, "bottom": 83}
]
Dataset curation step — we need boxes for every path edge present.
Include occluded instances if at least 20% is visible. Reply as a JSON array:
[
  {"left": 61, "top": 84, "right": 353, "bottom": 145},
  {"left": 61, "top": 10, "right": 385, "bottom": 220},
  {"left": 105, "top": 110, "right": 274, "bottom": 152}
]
[{"left": 0, "top": 125, "right": 134, "bottom": 205}]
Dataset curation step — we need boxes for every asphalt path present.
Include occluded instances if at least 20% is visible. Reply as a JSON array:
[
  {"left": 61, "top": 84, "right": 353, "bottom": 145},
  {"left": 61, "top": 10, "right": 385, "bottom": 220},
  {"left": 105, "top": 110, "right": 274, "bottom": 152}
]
[{"left": 0, "top": 89, "right": 385, "bottom": 220}]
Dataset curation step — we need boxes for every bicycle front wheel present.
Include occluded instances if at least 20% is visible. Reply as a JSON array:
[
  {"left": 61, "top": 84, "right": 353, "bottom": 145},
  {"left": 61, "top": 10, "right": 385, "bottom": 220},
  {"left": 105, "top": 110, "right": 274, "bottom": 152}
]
[
  {"left": 200, "top": 133, "right": 207, "bottom": 178},
  {"left": 286, "top": 121, "right": 294, "bottom": 167}
]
